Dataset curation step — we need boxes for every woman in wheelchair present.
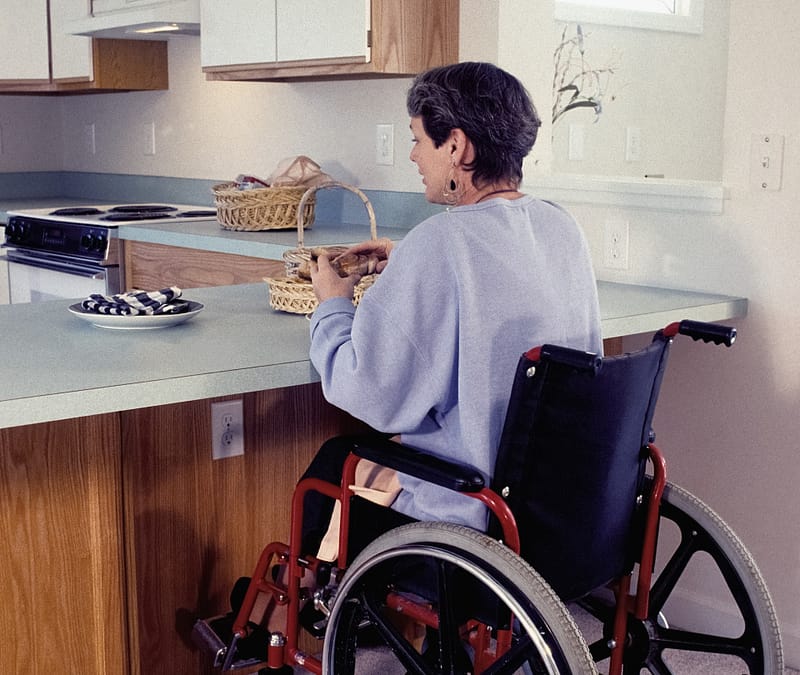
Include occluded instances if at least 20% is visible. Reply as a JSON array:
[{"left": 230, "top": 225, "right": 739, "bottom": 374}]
[
  {"left": 192, "top": 62, "right": 782, "bottom": 675},
  {"left": 306, "top": 60, "right": 602, "bottom": 542}
]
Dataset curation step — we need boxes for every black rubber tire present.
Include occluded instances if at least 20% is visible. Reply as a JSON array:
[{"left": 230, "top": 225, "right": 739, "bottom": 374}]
[
  {"left": 580, "top": 480, "right": 783, "bottom": 674},
  {"left": 322, "top": 521, "right": 597, "bottom": 674}
]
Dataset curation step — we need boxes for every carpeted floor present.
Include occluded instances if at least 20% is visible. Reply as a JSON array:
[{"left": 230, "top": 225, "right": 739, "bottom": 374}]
[
  {"left": 567, "top": 601, "right": 797, "bottom": 674},
  {"left": 294, "top": 602, "right": 797, "bottom": 674}
]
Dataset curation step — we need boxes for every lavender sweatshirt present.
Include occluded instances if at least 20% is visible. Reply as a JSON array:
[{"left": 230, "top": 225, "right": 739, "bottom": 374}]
[{"left": 309, "top": 195, "right": 602, "bottom": 530}]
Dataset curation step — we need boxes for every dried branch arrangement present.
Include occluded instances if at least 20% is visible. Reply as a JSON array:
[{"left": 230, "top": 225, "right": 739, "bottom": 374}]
[{"left": 552, "top": 24, "right": 618, "bottom": 126}]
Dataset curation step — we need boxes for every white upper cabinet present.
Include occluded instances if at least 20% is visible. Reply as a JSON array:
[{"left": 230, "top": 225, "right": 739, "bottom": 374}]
[
  {"left": 275, "top": 0, "right": 368, "bottom": 62},
  {"left": 201, "top": 0, "right": 278, "bottom": 68},
  {"left": 50, "top": 0, "right": 94, "bottom": 81},
  {"left": 0, "top": 1, "right": 50, "bottom": 81},
  {"left": 201, "top": 0, "right": 458, "bottom": 81},
  {"left": 91, "top": 0, "right": 192, "bottom": 14},
  {"left": 201, "top": 0, "right": 367, "bottom": 69}
]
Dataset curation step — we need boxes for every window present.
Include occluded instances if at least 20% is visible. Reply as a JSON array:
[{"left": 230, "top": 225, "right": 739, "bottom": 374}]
[{"left": 555, "top": 0, "right": 704, "bottom": 34}]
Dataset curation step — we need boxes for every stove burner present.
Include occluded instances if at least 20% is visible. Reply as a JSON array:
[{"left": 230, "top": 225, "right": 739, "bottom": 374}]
[
  {"left": 176, "top": 210, "right": 217, "bottom": 218},
  {"left": 49, "top": 207, "right": 105, "bottom": 216},
  {"left": 101, "top": 212, "right": 177, "bottom": 222},
  {"left": 109, "top": 204, "right": 179, "bottom": 214}
]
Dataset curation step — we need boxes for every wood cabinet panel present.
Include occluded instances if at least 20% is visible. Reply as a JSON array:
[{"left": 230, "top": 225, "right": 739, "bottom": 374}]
[
  {"left": 120, "top": 385, "right": 367, "bottom": 673},
  {"left": 65, "top": 39, "right": 168, "bottom": 92},
  {"left": 0, "top": 416, "right": 127, "bottom": 674},
  {"left": 124, "top": 240, "right": 285, "bottom": 291}
]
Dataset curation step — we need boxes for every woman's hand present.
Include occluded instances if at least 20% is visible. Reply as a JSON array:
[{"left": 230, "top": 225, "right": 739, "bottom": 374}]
[
  {"left": 310, "top": 255, "right": 360, "bottom": 303},
  {"left": 334, "top": 237, "right": 394, "bottom": 274}
]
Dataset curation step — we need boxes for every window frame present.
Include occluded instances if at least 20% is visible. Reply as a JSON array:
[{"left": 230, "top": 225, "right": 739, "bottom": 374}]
[{"left": 554, "top": 0, "right": 704, "bottom": 34}]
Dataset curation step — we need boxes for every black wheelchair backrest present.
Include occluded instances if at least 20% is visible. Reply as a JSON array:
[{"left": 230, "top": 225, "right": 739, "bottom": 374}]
[{"left": 491, "top": 335, "right": 672, "bottom": 601}]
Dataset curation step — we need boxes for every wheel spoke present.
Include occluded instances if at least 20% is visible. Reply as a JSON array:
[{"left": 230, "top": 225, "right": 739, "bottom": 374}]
[
  {"left": 357, "top": 585, "right": 432, "bottom": 674},
  {"left": 435, "top": 557, "right": 465, "bottom": 673},
  {"left": 654, "top": 626, "right": 755, "bottom": 659},
  {"left": 648, "top": 503, "right": 699, "bottom": 615}
]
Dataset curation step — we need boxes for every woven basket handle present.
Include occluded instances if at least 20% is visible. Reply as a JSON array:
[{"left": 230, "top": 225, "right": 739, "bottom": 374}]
[{"left": 296, "top": 181, "right": 378, "bottom": 248}]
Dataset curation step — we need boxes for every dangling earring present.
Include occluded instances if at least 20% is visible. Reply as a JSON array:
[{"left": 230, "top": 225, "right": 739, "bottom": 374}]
[{"left": 442, "top": 164, "right": 463, "bottom": 205}]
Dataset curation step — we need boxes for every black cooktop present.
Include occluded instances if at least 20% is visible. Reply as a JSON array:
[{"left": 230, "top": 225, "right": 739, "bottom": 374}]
[{"left": 47, "top": 204, "right": 216, "bottom": 222}]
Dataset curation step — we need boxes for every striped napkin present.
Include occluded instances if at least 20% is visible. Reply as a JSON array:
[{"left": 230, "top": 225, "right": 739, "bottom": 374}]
[{"left": 81, "top": 287, "right": 188, "bottom": 316}]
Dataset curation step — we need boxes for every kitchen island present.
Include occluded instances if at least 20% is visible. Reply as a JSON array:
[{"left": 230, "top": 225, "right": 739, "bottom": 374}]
[
  {"left": 0, "top": 281, "right": 747, "bottom": 429},
  {"left": 0, "top": 282, "right": 747, "bottom": 674}
]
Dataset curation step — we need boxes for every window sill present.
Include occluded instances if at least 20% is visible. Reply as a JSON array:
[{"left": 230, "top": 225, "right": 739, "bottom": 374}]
[{"left": 523, "top": 174, "right": 726, "bottom": 213}]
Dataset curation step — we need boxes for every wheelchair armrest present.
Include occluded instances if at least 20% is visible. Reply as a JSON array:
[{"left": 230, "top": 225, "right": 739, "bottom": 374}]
[{"left": 346, "top": 434, "right": 486, "bottom": 493}]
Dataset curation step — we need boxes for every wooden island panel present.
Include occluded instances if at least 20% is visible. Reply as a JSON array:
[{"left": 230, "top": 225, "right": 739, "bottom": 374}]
[
  {"left": 124, "top": 240, "right": 285, "bottom": 291},
  {"left": 121, "top": 384, "right": 367, "bottom": 674},
  {"left": 0, "top": 415, "right": 127, "bottom": 674}
]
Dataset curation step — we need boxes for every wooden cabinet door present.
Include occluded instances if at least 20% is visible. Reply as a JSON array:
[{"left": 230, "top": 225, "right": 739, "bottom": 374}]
[
  {"left": 276, "top": 0, "right": 368, "bottom": 63},
  {"left": 0, "top": 0, "right": 50, "bottom": 82},
  {"left": 200, "top": 0, "right": 277, "bottom": 68}
]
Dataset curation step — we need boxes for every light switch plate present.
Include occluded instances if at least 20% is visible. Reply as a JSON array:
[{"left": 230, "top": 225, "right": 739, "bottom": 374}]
[
  {"left": 143, "top": 121, "right": 156, "bottom": 156},
  {"left": 568, "top": 124, "right": 584, "bottom": 161},
  {"left": 750, "top": 133, "right": 784, "bottom": 191}
]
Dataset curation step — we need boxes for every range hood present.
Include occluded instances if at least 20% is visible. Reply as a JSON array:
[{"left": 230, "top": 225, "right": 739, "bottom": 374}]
[{"left": 66, "top": 0, "right": 200, "bottom": 40}]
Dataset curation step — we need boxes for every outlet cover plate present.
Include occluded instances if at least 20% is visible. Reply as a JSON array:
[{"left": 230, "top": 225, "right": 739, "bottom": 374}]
[{"left": 211, "top": 399, "right": 244, "bottom": 460}]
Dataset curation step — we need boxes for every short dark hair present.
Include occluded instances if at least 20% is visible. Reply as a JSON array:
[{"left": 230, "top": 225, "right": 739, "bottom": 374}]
[{"left": 406, "top": 62, "right": 541, "bottom": 187}]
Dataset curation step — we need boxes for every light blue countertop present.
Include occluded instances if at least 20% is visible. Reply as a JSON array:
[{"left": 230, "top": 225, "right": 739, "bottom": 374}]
[
  {"left": 118, "top": 218, "right": 411, "bottom": 259},
  {"left": 0, "top": 281, "right": 747, "bottom": 430}
]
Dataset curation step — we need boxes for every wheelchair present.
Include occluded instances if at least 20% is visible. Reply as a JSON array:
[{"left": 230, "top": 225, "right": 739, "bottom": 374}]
[{"left": 192, "top": 320, "right": 783, "bottom": 674}]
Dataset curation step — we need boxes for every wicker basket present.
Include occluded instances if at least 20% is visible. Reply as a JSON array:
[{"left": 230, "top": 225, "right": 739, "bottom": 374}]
[
  {"left": 265, "top": 181, "right": 379, "bottom": 314},
  {"left": 212, "top": 182, "right": 316, "bottom": 231}
]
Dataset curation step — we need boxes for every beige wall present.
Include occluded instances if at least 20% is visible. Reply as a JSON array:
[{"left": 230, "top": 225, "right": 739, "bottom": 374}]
[
  {"left": 630, "top": 0, "right": 800, "bottom": 660},
  {"left": 1, "top": 0, "right": 799, "bottom": 665}
]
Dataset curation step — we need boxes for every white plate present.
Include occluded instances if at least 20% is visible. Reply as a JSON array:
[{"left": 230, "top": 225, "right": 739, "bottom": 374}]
[{"left": 68, "top": 300, "right": 204, "bottom": 330}]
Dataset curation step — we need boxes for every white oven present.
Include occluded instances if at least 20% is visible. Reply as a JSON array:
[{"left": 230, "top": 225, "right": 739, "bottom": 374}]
[
  {"left": 2, "top": 204, "right": 216, "bottom": 304},
  {"left": 5, "top": 248, "right": 120, "bottom": 303}
]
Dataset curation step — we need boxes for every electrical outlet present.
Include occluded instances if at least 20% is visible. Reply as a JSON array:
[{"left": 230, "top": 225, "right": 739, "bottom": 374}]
[
  {"left": 375, "top": 123, "right": 394, "bottom": 165},
  {"left": 603, "top": 219, "right": 629, "bottom": 270},
  {"left": 211, "top": 399, "right": 244, "bottom": 460}
]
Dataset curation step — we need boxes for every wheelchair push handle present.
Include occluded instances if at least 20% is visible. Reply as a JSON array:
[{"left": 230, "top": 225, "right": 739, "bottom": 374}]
[
  {"left": 525, "top": 344, "right": 603, "bottom": 374},
  {"left": 663, "top": 320, "right": 736, "bottom": 347}
]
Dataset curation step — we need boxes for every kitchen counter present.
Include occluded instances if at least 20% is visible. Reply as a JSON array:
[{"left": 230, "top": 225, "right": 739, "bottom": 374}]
[
  {"left": 117, "top": 217, "right": 412, "bottom": 259},
  {"left": 0, "top": 281, "right": 747, "bottom": 430}
]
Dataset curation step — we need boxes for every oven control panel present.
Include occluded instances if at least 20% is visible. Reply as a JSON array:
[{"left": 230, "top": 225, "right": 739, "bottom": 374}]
[{"left": 4, "top": 216, "right": 113, "bottom": 261}]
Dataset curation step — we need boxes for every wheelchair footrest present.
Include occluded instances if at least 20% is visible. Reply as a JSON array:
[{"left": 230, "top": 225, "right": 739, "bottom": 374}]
[{"left": 191, "top": 614, "right": 268, "bottom": 671}]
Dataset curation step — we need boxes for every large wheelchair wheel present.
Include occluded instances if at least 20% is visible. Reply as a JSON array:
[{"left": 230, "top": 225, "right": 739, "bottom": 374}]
[
  {"left": 322, "top": 521, "right": 596, "bottom": 674},
  {"left": 579, "top": 480, "right": 783, "bottom": 674}
]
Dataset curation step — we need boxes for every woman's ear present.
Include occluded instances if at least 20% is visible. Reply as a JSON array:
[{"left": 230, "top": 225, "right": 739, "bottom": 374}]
[{"left": 450, "top": 128, "right": 475, "bottom": 166}]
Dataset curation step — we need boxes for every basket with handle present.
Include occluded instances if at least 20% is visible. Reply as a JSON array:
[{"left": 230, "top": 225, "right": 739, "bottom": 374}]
[
  {"left": 265, "top": 181, "right": 379, "bottom": 314},
  {"left": 212, "top": 182, "right": 316, "bottom": 231}
]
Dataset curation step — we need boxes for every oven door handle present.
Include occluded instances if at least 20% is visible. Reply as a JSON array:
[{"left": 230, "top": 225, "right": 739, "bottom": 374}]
[{"left": 1, "top": 251, "right": 107, "bottom": 280}]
